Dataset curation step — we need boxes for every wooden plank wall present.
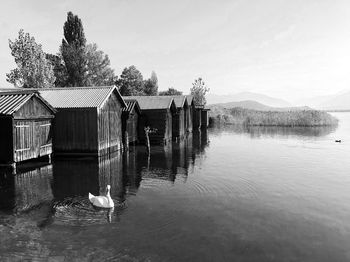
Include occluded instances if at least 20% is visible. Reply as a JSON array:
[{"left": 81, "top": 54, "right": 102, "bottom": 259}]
[
  {"left": 53, "top": 108, "right": 98, "bottom": 154},
  {"left": 172, "top": 109, "right": 185, "bottom": 140},
  {"left": 186, "top": 106, "right": 193, "bottom": 132},
  {"left": 165, "top": 110, "right": 172, "bottom": 143},
  {"left": 14, "top": 97, "right": 52, "bottom": 118},
  {"left": 98, "top": 92, "right": 123, "bottom": 155},
  {"left": 184, "top": 107, "right": 188, "bottom": 133},
  {"left": 172, "top": 111, "right": 179, "bottom": 139},
  {"left": 179, "top": 109, "right": 185, "bottom": 138},
  {"left": 201, "top": 110, "right": 209, "bottom": 127},
  {"left": 193, "top": 108, "right": 202, "bottom": 130},
  {"left": 11, "top": 96, "right": 54, "bottom": 163},
  {"left": 13, "top": 119, "right": 53, "bottom": 162},
  {"left": 126, "top": 110, "right": 138, "bottom": 143},
  {"left": 138, "top": 109, "right": 172, "bottom": 144}
]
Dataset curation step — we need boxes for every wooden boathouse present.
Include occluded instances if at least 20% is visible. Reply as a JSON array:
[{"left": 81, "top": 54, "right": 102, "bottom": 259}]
[
  {"left": 127, "top": 96, "right": 176, "bottom": 145},
  {"left": 122, "top": 98, "right": 141, "bottom": 146},
  {"left": 193, "top": 105, "right": 204, "bottom": 130},
  {"left": 0, "top": 90, "right": 56, "bottom": 165},
  {"left": 201, "top": 108, "right": 210, "bottom": 128},
  {"left": 185, "top": 95, "right": 194, "bottom": 132},
  {"left": 39, "top": 86, "right": 126, "bottom": 155},
  {"left": 172, "top": 96, "right": 189, "bottom": 140}
]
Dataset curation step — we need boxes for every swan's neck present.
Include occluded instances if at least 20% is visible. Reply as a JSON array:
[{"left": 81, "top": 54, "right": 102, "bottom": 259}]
[{"left": 106, "top": 188, "right": 111, "bottom": 199}]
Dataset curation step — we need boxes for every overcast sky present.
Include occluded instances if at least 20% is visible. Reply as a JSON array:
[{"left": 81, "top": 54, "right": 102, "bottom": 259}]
[{"left": 0, "top": 0, "right": 349, "bottom": 103}]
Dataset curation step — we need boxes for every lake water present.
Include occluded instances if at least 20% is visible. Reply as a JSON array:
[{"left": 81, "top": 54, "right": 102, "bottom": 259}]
[{"left": 0, "top": 112, "right": 350, "bottom": 261}]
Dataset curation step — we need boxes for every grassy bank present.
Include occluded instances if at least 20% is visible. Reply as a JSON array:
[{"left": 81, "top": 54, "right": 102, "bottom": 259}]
[{"left": 209, "top": 107, "right": 338, "bottom": 127}]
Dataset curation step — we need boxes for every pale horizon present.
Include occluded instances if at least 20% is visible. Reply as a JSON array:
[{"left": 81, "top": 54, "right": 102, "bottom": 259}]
[{"left": 0, "top": 0, "right": 349, "bottom": 104}]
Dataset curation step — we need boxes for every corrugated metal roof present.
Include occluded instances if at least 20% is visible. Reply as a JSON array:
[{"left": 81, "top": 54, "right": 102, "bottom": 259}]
[
  {"left": 172, "top": 96, "right": 188, "bottom": 108},
  {"left": 125, "top": 96, "right": 175, "bottom": 110},
  {"left": 149, "top": 95, "right": 187, "bottom": 108},
  {"left": 0, "top": 92, "right": 33, "bottom": 115},
  {"left": 38, "top": 86, "right": 125, "bottom": 109},
  {"left": 186, "top": 95, "right": 194, "bottom": 105},
  {"left": 122, "top": 99, "right": 141, "bottom": 114},
  {"left": 0, "top": 90, "right": 56, "bottom": 115}
]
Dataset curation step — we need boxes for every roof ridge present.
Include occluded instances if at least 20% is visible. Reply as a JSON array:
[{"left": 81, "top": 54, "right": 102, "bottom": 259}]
[
  {"left": 38, "top": 86, "right": 114, "bottom": 91},
  {"left": 0, "top": 89, "right": 38, "bottom": 95}
]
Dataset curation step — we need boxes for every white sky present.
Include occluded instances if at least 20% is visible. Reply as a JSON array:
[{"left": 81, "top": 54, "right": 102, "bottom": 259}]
[{"left": 0, "top": 0, "right": 349, "bottom": 103}]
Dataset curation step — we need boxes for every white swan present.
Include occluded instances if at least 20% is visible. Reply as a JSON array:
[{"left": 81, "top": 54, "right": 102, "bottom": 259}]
[{"left": 89, "top": 185, "right": 114, "bottom": 208}]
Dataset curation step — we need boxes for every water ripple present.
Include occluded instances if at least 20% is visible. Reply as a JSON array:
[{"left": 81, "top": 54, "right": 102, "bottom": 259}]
[
  {"left": 52, "top": 196, "right": 127, "bottom": 226},
  {"left": 186, "top": 174, "right": 260, "bottom": 201}
]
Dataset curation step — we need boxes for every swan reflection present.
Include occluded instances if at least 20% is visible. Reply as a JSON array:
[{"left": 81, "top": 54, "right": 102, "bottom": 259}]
[{"left": 0, "top": 132, "right": 208, "bottom": 226}]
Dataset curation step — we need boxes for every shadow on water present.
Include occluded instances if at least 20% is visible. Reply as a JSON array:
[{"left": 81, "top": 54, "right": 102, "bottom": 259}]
[
  {"left": 133, "top": 131, "right": 209, "bottom": 184},
  {"left": 52, "top": 153, "right": 124, "bottom": 201},
  {"left": 209, "top": 124, "right": 337, "bottom": 138},
  {"left": 49, "top": 152, "right": 127, "bottom": 226},
  {"left": 0, "top": 162, "right": 53, "bottom": 216},
  {"left": 0, "top": 131, "right": 209, "bottom": 228}
]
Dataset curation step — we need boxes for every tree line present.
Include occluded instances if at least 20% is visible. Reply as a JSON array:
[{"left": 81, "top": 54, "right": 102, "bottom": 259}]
[{"left": 6, "top": 11, "right": 209, "bottom": 105}]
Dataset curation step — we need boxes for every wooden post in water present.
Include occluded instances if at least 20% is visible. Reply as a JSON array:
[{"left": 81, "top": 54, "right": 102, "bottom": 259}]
[
  {"left": 144, "top": 127, "right": 151, "bottom": 154},
  {"left": 144, "top": 127, "right": 157, "bottom": 154}
]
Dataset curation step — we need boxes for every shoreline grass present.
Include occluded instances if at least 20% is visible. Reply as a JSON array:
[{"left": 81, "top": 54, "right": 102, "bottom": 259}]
[{"left": 209, "top": 107, "right": 339, "bottom": 127}]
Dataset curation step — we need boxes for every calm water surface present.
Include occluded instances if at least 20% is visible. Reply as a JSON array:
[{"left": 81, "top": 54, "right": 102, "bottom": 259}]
[{"left": 0, "top": 113, "right": 350, "bottom": 261}]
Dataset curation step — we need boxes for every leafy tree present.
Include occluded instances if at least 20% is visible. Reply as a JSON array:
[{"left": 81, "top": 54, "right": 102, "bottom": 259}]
[
  {"left": 143, "top": 71, "right": 158, "bottom": 95},
  {"left": 46, "top": 53, "right": 68, "bottom": 87},
  {"left": 60, "top": 11, "right": 87, "bottom": 87},
  {"left": 190, "top": 77, "right": 209, "bottom": 106},
  {"left": 6, "top": 29, "right": 56, "bottom": 88},
  {"left": 85, "top": 43, "right": 116, "bottom": 86},
  {"left": 116, "top": 66, "right": 145, "bottom": 96},
  {"left": 159, "top": 87, "right": 183, "bottom": 96}
]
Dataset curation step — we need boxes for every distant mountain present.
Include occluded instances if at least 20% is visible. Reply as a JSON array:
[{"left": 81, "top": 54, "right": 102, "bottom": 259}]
[
  {"left": 317, "top": 91, "right": 350, "bottom": 111},
  {"left": 210, "top": 100, "right": 273, "bottom": 111},
  {"left": 296, "top": 95, "right": 337, "bottom": 108},
  {"left": 208, "top": 100, "right": 311, "bottom": 112},
  {"left": 207, "top": 92, "right": 292, "bottom": 108}
]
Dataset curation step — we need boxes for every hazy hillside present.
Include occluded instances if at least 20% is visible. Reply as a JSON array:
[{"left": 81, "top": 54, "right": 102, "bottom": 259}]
[
  {"left": 208, "top": 100, "right": 311, "bottom": 112},
  {"left": 209, "top": 100, "right": 272, "bottom": 111},
  {"left": 207, "top": 92, "right": 292, "bottom": 107},
  {"left": 317, "top": 91, "right": 350, "bottom": 111},
  {"left": 295, "top": 90, "right": 350, "bottom": 111},
  {"left": 296, "top": 94, "right": 338, "bottom": 108}
]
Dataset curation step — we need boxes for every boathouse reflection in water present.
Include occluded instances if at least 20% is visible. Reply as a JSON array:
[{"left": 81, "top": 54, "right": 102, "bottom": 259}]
[{"left": 0, "top": 131, "right": 209, "bottom": 223}]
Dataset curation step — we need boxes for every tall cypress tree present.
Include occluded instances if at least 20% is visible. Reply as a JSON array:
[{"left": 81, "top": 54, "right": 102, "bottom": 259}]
[{"left": 60, "top": 11, "right": 87, "bottom": 87}]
